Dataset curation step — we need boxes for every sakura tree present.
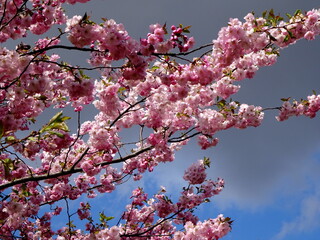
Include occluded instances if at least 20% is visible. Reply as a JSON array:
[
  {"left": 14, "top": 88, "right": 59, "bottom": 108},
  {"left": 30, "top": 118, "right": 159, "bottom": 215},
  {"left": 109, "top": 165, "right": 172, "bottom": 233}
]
[{"left": 0, "top": 0, "right": 319, "bottom": 239}]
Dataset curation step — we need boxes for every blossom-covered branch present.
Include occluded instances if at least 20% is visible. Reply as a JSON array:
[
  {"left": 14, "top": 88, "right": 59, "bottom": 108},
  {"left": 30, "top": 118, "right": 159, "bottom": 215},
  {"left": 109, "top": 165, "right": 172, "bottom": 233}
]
[{"left": 0, "top": 1, "right": 320, "bottom": 239}]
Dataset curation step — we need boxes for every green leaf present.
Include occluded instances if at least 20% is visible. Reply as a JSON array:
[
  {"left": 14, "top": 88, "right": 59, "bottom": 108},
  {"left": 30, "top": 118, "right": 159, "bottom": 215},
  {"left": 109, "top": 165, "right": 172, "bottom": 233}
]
[
  {"left": 281, "top": 97, "right": 291, "bottom": 102},
  {"left": 27, "top": 137, "right": 37, "bottom": 141},
  {"left": 99, "top": 212, "right": 114, "bottom": 223},
  {"left": 217, "top": 99, "right": 226, "bottom": 109},
  {"left": 40, "top": 112, "right": 71, "bottom": 134},
  {"left": 61, "top": 116, "right": 71, "bottom": 122},
  {"left": 67, "top": 220, "right": 76, "bottom": 228},
  {"left": 151, "top": 66, "right": 160, "bottom": 70},
  {"left": 269, "top": 9, "right": 275, "bottom": 18},
  {"left": 48, "top": 131, "right": 65, "bottom": 138},
  {"left": 82, "top": 12, "right": 88, "bottom": 21},
  {"left": 276, "top": 16, "right": 284, "bottom": 22},
  {"left": 203, "top": 156, "right": 211, "bottom": 168},
  {"left": 21, "top": 184, "right": 31, "bottom": 197},
  {"left": 287, "top": 30, "right": 294, "bottom": 39},
  {"left": 183, "top": 25, "right": 191, "bottom": 33},
  {"left": 294, "top": 9, "right": 301, "bottom": 16},
  {"left": 2, "top": 158, "right": 14, "bottom": 179},
  {"left": 5, "top": 136, "right": 16, "bottom": 143},
  {"left": 262, "top": 10, "right": 267, "bottom": 18},
  {"left": 162, "top": 23, "right": 168, "bottom": 35},
  {"left": 53, "top": 122, "right": 69, "bottom": 132},
  {"left": 118, "top": 87, "right": 127, "bottom": 93},
  {"left": 78, "top": 69, "right": 90, "bottom": 79},
  {"left": 48, "top": 112, "right": 63, "bottom": 125},
  {"left": 312, "top": 90, "right": 317, "bottom": 95}
]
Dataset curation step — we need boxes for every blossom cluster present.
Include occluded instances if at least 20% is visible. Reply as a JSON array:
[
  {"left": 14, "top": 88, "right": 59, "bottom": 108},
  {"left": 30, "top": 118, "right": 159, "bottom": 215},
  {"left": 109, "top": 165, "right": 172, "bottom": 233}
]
[
  {"left": 0, "top": 2, "right": 319, "bottom": 239},
  {"left": 276, "top": 94, "right": 320, "bottom": 121}
]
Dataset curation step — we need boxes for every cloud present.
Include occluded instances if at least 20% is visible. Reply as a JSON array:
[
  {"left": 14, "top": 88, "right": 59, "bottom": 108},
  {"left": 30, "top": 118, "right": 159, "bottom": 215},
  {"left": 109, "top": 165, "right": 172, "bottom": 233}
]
[
  {"left": 60, "top": 1, "right": 320, "bottom": 236},
  {"left": 273, "top": 192, "right": 320, "bottom": 240}
]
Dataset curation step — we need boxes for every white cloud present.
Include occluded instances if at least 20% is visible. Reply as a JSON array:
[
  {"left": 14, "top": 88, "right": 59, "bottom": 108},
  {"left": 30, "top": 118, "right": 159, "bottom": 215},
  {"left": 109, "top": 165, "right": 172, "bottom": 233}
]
[{"left": 273, "top": 193, "right": 320, "bottom": 240}]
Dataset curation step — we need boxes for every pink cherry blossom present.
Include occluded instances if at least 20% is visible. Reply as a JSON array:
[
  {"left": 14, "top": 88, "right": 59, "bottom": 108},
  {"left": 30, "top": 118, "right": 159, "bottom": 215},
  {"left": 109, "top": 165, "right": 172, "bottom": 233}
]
[{"left": 0, "top": 3, "right": 319, "bottom": 239}]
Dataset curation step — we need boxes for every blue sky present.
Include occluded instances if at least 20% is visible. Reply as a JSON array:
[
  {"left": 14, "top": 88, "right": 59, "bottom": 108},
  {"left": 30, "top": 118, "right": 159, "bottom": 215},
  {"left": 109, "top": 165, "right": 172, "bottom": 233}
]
[
  {"left": 6, "top": 0, "right": 320, "bottom": 239},
  {"left": 65, "top": 0, "right": 320, "bottom": 239},
  {"left": 67, "top": 1, "right": 320, "bottom": 239}
]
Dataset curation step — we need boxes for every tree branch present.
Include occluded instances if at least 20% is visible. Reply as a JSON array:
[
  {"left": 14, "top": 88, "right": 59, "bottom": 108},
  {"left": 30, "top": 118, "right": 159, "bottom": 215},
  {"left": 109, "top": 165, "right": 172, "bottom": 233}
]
[
  {"left": 23, "top": 45, "right": 103, "bottom": 56},
  {"left": 0, "top": 146, "right": 153, "bottom": 191}
]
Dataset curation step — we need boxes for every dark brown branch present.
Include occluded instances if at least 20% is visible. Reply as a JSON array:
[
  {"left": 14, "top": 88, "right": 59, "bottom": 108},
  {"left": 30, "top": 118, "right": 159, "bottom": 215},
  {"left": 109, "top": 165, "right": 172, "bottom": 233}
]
[
  {"left": 33, "top": 59, "right": 122, "bottom": 71},
  {"left": 120, "top": 208, "right": 183, "bottom": 238},
  {"left": 0, "top": 0, "right": 9, "bottom": 27},
  {"left": 0, "top": 0, "right": 28, "bottom": 32},
  {"left": 23, "top": 45, "right": 103, "bottom": 56},
  {"left": 109, "top": 96, "right": 148, "bottom": 128},
  {"left": 64, "top": 198, "right": 73, "bottom": 240},
  {"left": 0, "top": 146, "right": 153, "bottom": 191},
  {"left": 69, "top": 147, "right": 90, "bottom": 171},
  {"left": 263, "top": 107, "right": 281, "bottom": 111},
  {"left": 168, "top": 131, "right": 200, "bottom": 143},
  {"left": 153, "top": 43, "right": 213, "bottom": 57}
]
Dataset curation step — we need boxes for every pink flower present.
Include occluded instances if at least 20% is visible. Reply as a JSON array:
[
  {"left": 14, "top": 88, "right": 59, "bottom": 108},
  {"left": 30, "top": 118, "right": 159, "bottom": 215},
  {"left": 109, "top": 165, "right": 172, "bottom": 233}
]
[{"left": 183, "top": 160, "right": 207, "bottom": 185}]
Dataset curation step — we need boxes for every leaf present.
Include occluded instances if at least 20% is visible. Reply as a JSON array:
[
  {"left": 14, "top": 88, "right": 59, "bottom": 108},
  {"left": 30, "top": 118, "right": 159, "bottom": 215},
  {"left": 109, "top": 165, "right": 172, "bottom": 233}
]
[
  {"left": 286, "top": 13, "right": 292, "bottom": 19},
  {"left": 2, "top": 158, "right": 14, "bottom": 179},
  {"left": 27, "top": 137, "right": 38, "bottom": 141},
  {"left": 21, "top": 184, "right": 31, "bottom": 197},
  {"left": 183, "top": 25, "right": 191, "bottom": 33},
  {"left": 294, "top": 9, "right": 301, "bottom": 16},
  {"left": 48, "top": 111, "right": 63, "bottom": 125},
  {"left": 262, "top": 10, "right": 267, "bottom": 18},
  {"left": 53, "top": 122, "right": 69, "bottom": 132},
  {"left": 48, "top": 131, "right": 65, "bottom": 138},
  {"left": 151, "top": 66, "right": 160, "bottom": 70},
  {"left": 99, "top": 212, "right": 114, "bottom": 223},
  {"left": 268, "top": 9, "right": 275, "bottom": 19},
  {"left": 287, "top": 30, "right": 294, "bottom": 39},
  {"left": 281, "top": 97, "right": 291, "bottom": 101},
  {"left": 203, "top": 156, "right": 211, "bottom": 168},
  {"left": 81, "top": 12, "right": 88, "bottom": 22},
  {"left": 5, "top": 136, "right": 16, "bottom": 143},
  {"left": 37, "top": 95, "right": 47, "bottom": 101},
  {"left": 162, "top": 22, "right": 168, "bottom": 35},
  {"left": 40, "top": 112, "right": 71, "bottom": 134},
  {"left": 276, "top": 16, "right": 284, "bottom": 22},
  {"left": 283, "top": 35, "right": 290, "bottom": 42},
  {"left": 217, "top": 99, "right": 226, "bottom": 109},
  {"left": 118, "top": 87, "right": 127, "bottom": 93}
]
